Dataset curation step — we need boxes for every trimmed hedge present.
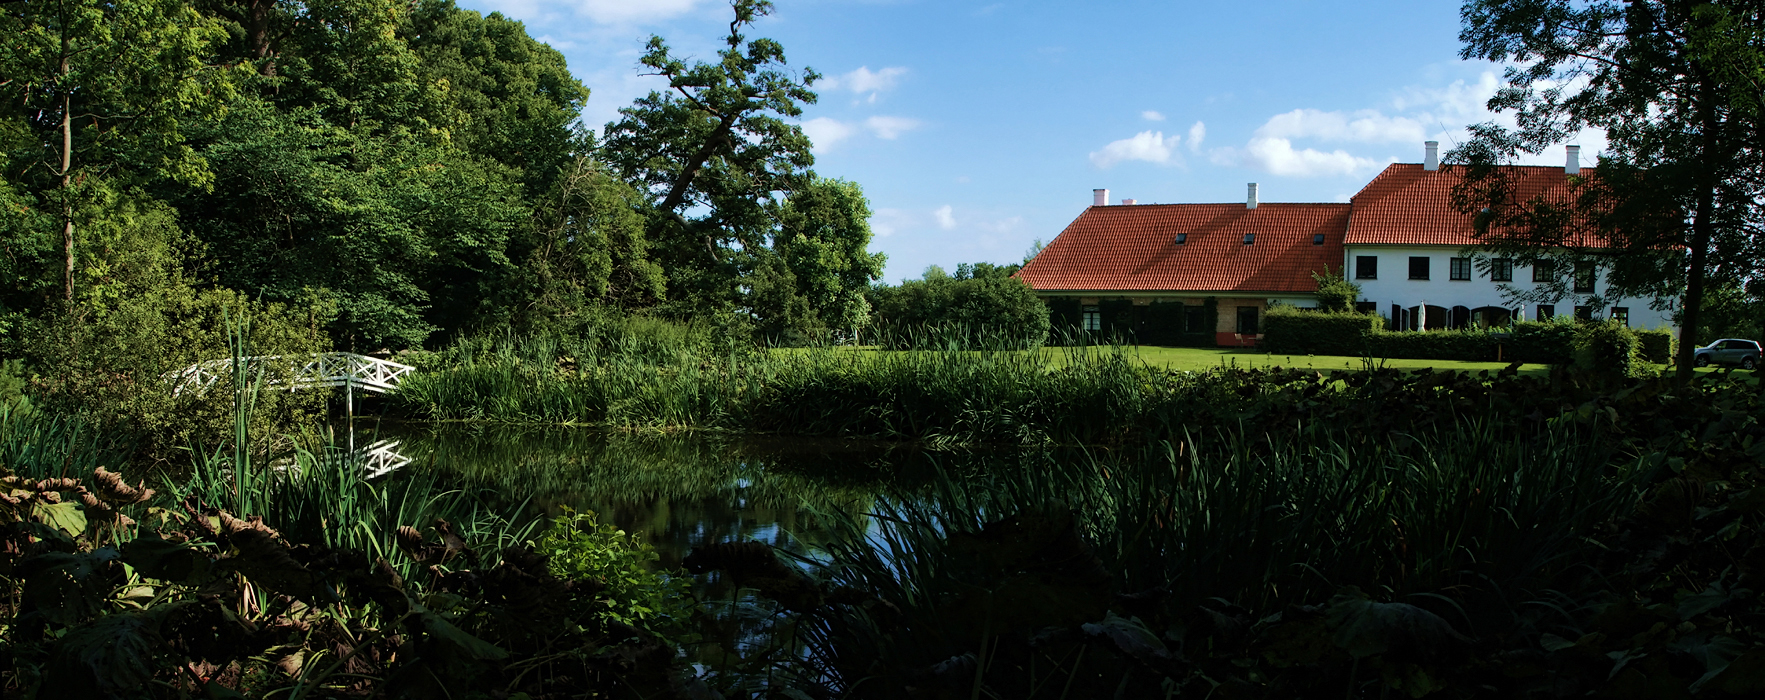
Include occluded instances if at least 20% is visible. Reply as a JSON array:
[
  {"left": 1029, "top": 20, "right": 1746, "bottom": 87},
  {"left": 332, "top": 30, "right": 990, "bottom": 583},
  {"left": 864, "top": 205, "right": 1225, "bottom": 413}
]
[
  {"left": 1261, "top": 308, "right": 1383, "bottom": 356},
  {"left": 1261, "top": 305, "right": 1645, "bottom": 367},
  {"left": 1635, "top": 328, "right": 1675, "bottom": 364}
]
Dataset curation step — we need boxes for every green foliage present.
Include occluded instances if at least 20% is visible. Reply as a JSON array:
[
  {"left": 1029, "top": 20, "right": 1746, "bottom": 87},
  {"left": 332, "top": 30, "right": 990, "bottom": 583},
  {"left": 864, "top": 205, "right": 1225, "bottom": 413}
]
[
  {"left": 1312, "top": 268, "right": 1361, "bottom": 313},
  {"left": 519, "top": 155, "right": 667, "bottom": 330},
  {"left": 1261, "top": 306, "right": 1383, "bottom": 355},
  {"left": 1573, "top": 319, "right": 1648, "bottom": 380},
  {"left": 1636, "top": 327, "right": 1677, "bottom": 364},
  {"left": 533, "top": 509, "right": 695, "bottom": 634},
  {"left": 757, "top": 177, "right": 887, "bottom": 343},
  {"left": 867, "top": 265, "right": 1050, "bottom": 349}
]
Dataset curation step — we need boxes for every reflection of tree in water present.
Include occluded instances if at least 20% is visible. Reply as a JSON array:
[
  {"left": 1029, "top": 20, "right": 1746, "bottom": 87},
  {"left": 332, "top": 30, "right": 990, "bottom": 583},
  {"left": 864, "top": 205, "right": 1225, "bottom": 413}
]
[{"left": 389, "top": 426, "right": 900, "bottom": 569}]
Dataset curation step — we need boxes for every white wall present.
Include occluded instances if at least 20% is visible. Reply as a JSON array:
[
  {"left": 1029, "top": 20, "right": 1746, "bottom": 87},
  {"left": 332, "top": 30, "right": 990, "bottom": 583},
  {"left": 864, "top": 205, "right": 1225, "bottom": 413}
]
[{"left": 1344, "top": 245, "right": 1676, "bottom": 330}]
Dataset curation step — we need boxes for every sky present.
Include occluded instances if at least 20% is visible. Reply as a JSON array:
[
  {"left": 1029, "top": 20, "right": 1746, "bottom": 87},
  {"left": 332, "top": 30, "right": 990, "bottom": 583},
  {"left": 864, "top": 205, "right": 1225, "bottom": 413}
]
[{"left": 455, "top": 0, "right": 1601, "bottom": 283}]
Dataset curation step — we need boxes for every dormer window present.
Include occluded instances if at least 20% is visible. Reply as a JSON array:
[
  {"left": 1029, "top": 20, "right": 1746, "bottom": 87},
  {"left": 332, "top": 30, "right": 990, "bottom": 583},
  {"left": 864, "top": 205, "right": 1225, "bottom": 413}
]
[
  {"left": 1312, "top": 234, "right": 1325, "bottom": 245},
  {"left": 1242, "top": 233, "right": 1255, "bottom": 245},
  {"left": 1175, "top": 233, "right": 1187, "bottom": 245}
]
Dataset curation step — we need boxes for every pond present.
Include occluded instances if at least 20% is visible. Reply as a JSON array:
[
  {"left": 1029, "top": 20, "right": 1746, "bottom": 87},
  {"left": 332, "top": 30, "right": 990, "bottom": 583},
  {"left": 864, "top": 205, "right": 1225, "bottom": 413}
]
[{"left": 363, "top": 420, "right": 927, "bottom": 568}]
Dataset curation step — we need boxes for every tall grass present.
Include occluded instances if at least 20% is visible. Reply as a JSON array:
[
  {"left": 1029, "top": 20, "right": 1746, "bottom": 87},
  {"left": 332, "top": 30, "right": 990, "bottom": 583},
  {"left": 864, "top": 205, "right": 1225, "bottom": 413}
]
[
  {"left": 746, "top": 419, "right": 1652, "bottom": 695},
  {"left": 0, "top": 400, "right": 133, "bottom": 480},
  {"left": 392, "top": 328, "right": 1177, "bottom": 444}
]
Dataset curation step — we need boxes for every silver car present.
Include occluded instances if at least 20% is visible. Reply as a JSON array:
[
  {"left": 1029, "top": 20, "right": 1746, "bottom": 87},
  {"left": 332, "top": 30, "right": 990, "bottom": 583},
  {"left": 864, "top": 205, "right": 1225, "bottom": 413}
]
[{"left": 1694, "top": 338, "right": 1762, "bottom": 369}]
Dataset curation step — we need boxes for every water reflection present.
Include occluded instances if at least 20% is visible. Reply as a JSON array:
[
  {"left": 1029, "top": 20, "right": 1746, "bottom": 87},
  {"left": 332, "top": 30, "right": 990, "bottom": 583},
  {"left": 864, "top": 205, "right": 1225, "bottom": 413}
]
[{"left": 382, "top": 424, "right": 899, "bottom": 568}]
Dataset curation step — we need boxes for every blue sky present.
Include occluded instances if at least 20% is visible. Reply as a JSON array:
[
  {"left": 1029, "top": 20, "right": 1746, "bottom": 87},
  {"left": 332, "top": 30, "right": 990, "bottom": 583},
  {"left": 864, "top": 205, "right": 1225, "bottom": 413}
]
[{"left": 459, "top": 0, "right": 1599, "bottom": 283}]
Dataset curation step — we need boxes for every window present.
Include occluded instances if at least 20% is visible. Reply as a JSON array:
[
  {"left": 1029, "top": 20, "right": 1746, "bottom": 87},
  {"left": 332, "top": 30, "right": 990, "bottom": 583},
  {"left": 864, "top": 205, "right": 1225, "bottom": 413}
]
[
  {"left": 1409, "top": 256, "right": 1430, "bottom": 280},
  {"left": 1312, "top": 233, "right": 1325, "bottom": 245},
  {"left": 1491, "top": 258, "right": 1514, "bottom": 282},
  {"left": 1449, "top": 257, "right": 1472, "bottom": 281},
  {"left": 1242, "top": 233, "right": 1255, "bottom": 245},
  {"left": 1082, "top": 306, "right": 1100, "bottom": 331},
  {"left": 1236, "top": 306, "right": 1260, "bottom": 334},
  {"left": 1184, "top": 306, "right": 1208, "bottom": 333},
  {"left": 1355, "top": 256, "right": 1378, "bottom": 280},
  {"left": 1575, "top": 305, "right": 1594, "bottom": 321},
  {"left": 1573, "top": 262, "right": 1595, "bottom": 293},
  {"left": 1532, "top": 260, "right": 1554, "bottom": 283},
  {"left": 1174, "top": 233, "right": 1187, "bottom": 245},
  {"left": 1537, "top": 304, "right": 1555, "bottom": 321},
  {"left": 1612, "top": 307, "right": 1630, "bottom": 327}
]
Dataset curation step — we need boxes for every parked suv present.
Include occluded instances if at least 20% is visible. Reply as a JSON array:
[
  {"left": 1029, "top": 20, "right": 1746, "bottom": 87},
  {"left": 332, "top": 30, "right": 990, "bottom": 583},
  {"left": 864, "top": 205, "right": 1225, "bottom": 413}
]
[{"left": 1694, "top": 338, "right": 1762, "bottom": 369}]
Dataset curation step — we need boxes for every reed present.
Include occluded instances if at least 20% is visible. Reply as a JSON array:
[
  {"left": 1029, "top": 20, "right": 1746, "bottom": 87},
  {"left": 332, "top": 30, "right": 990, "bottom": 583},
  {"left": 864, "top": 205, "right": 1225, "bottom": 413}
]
[{"left": 749, "top": 419, "right": 1651, "bottom": 696}]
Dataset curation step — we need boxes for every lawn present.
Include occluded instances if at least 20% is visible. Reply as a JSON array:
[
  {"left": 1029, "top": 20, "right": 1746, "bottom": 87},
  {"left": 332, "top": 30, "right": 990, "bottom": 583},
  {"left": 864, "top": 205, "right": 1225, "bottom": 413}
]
[
  {"left": 780, "top": 344, "right": 1759, "bottom": 381},
  {"left": 1081, "top": 345, "right": 1552, "bottom": 374}
]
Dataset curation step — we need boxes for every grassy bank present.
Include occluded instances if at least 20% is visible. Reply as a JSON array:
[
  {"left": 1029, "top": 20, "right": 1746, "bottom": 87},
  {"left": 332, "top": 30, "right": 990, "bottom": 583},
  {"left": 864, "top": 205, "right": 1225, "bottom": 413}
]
[{"left": 390, "top": 332, "right": 1750, "bottom": 445}]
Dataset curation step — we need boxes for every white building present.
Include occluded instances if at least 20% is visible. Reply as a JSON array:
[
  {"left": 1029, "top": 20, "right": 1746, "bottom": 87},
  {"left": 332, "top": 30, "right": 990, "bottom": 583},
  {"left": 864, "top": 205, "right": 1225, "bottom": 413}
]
[{"left": 1344, "top": 142, "right": 1674, "bottom": 332}]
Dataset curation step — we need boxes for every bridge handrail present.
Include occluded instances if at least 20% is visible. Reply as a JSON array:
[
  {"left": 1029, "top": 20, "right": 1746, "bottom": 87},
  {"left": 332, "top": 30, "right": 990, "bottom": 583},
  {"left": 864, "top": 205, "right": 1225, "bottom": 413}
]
[{"left": 169, "top": 352, "right": 416, "bottom": 396}]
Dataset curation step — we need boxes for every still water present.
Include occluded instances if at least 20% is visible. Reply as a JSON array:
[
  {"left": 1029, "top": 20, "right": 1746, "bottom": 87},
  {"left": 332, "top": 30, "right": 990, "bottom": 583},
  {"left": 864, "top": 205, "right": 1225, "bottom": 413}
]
[{"left": 368, "top": 422, "right": 921, "bottom": 567}]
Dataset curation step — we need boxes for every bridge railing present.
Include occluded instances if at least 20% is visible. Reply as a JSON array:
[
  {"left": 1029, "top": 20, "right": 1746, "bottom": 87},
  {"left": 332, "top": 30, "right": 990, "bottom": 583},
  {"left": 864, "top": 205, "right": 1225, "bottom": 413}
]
[{"left": 169, "top": 352, "right": 416, "bottom": 397}]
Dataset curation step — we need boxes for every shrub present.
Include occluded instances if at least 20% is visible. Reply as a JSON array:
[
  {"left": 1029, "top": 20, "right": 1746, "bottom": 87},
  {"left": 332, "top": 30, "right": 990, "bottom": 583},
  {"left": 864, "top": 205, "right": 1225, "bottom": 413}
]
[
  {"left": 1634, "top": 328, "right": 1675, "bottom": 364},
  {"left": 1311, "top": 268, "right": 1361, "bottom": 313},
  {"left": 533, "top": 508, "right": 695, "bottom": 637},
  {"left": 1261, "top": 307, "right": 1382, "bottom": 355},
  {"left": 869, "top": 273, "right": 1049, "bottom": 349},
  {"left": 1573, "top": 320, "right": 1646, "bottom": 379}
]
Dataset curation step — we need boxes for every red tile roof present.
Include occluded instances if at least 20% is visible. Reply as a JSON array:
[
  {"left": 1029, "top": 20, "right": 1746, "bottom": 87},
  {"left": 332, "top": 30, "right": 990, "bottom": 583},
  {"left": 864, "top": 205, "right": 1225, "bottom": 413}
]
[
  {"left": 1016, "top": 203, "right": 1350, "bottom": 293},
  {"left": 1347, "top": 163, "right": 1587, "bottom": 246}
]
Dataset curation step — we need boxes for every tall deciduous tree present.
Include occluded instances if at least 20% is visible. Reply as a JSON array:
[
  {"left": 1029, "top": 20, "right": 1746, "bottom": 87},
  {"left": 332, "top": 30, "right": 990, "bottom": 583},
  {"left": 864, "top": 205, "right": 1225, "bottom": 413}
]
[
  {"left": 767, "top": 177, "right": 886, "bottom": 339},
  {"left": 600, "top": 0, "right": 819, "bottom": 313},
  {"left": 0, "top": 0, "right": 236, "bottom": 304},
  {"left": 1453, "top": 0, "right": 1764, "bottom": 379}
]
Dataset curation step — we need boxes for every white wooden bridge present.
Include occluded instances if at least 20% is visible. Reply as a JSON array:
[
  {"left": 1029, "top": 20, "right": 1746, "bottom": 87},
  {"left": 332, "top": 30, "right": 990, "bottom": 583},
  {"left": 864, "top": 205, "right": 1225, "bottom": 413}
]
[{"left": 170, "top": 353, "right": 416, "bottom": 403}]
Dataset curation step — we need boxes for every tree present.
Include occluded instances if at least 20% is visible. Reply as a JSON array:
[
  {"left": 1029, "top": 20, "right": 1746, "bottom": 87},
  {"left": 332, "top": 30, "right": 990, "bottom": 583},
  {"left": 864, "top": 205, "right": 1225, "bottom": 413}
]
[
  {"left": 600, "top": 0, "right": 819, "bottom": 312},
  {"left": 0, "top": 0, "right": 236, "bottom": 304},
  {"left": 519, "top": 153, "right": 667, "bottom": 331},
  {"left": 1453, "top": 0, "right": 1765, "bottom": 380},
  {"left": 763, "top": 177, "right": 886, "bottom": 340},
  {"left": 1311, "top": 268, "right": 1362, "bottom": 313}
]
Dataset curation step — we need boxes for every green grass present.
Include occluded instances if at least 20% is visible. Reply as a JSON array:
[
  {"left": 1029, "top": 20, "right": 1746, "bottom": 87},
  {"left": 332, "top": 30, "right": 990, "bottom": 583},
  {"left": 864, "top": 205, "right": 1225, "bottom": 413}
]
[{"left": 780, "top": 344, "right": 1555, "bottom": 375}]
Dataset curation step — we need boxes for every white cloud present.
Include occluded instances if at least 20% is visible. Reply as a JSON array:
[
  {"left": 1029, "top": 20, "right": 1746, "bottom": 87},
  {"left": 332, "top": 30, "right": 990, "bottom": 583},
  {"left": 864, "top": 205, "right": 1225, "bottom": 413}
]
[
  {"left": 870, "top": 207, "right": 909, "bottom": 238},
  {"left": 570, "top": 0, "right": 703, "bottom": 24},
  {"left": 933, "top": 205, "right": 957, "bottom": 230},
  {"left": 1187, "top": 121, "right": 1206, "bottom": 152},
  {"left": 1255, "top": 108, "right": 1427, "bottom": 144},
  {"left": 1223, "top": 137, "right": 1382, "bottom": 177},
  {"left": 1089, "top": 130, "right": 1179, "bottom": 169},
  {"left": 865, "top": 116, "right": 921, "bottom": 139},
  {"left": 802, "top": 117, "right": 856, "bottom": 152},
  {"left": 1211, "top": 67, "right": 1609, "bottom": 178},
  {"left": 1142, "top": 110, "right": 1166, "bottom": 122},
  {"left": 822, "top": 66, "right": 908, "bottom": 102}
]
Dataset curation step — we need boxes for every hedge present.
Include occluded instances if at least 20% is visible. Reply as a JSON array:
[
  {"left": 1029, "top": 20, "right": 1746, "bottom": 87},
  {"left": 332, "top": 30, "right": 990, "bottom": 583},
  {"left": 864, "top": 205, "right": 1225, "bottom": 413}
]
[
  {"left": 1262, "top": 305, "right": 1646, "bottom": 367},
  {"left": 1635, "top": 329, "right": 1675, "bottom": 364},
  {"left": 1261, "top": 308, "right": 1383, "bottom": 356}
]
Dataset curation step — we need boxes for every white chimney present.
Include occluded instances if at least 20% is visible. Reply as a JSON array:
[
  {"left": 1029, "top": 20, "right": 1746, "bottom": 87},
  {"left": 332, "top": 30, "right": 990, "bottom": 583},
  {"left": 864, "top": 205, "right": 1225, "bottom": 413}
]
[
  {"left": 1093, "top": 188, "right": 1109, "bottom": 206},
  {"left": 1565, "top": 145, "right": 1581, "bottom": 175},
  {"left": 1121, "top": 198, "right": 1136, "bottom": 206},
  {"left": 1247, "top": 183, "right": 1259, "bottom": 210},
  {"left": 1424, "top": 141, "right": 1439, "bottom": 171}
]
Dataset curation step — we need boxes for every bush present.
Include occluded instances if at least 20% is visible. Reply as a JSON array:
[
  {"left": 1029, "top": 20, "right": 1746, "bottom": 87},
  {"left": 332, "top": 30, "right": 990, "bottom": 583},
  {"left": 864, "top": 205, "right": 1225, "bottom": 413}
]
[
  {"left": 869, "top": 273, "right": 1049, "bottom": 349},
  {"left": 1261, "top": 307, "right": 1382, "bottom": 355},
  {"left": 1573, "top": 320, "right": 1647, "bottom": 379},
  {"left": 1635, "top": 328, "right": 1675, "bottom": 364}
]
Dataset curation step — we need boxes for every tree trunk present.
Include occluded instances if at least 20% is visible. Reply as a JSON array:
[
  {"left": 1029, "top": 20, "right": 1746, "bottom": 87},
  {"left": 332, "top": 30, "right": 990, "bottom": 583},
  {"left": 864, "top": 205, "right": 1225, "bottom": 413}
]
[
  {"left": 247, "top": 0, "right": 276, "bottom": 76},
  {"left": 659, "top": 113, "right": 736, "bottom": 213},
  {"left": 1676, "top": 75, "right": 1722, "bottom": 383},
  {"left": 60, "top": 66, "right": 73, "bottom": 304}
]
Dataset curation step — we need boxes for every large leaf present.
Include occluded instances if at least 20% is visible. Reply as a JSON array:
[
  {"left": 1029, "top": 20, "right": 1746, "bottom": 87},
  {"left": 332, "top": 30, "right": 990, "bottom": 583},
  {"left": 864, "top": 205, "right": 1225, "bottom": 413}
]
[
  {"left": 1326, "top": 588, "right": 1464, "bottom": 662},
  {"left": 421, "top": 611, "right": 509, "bottom": 661},
  {"left": 18, "top": 548, "right": 119, "bottom": 626},
  {"left": 217, "top": 529, "right": 327, "bottom": 601},
  {"left": 122, "top": 535, "right": 210, "bottom": 583},
  {"left": 33, "top": 500, "right": 88, "bottom": 538},
  {"left": 41, "top": 611, "right": 166, "bottom": 698}
]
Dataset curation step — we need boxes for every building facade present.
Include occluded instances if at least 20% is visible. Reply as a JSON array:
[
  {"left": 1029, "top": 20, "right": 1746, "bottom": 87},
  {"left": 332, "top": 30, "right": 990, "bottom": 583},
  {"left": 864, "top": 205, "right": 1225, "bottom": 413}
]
[{"left": 1016, "top": 144, "right": 1676, "bottom": 346}]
